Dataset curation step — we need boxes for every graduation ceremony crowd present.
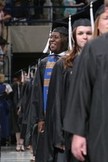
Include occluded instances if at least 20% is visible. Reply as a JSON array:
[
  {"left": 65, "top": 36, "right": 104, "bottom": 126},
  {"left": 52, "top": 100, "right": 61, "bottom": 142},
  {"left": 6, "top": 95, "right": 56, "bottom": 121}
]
[{"left": 1, "top": 0, "right": 108, "bottom": 162}]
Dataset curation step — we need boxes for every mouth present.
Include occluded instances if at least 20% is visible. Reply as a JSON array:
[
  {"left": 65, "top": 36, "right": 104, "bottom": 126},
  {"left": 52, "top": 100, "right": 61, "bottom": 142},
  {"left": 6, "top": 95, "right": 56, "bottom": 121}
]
[{"left": 50, "top": 43, "right": 56, "bottom": 49}]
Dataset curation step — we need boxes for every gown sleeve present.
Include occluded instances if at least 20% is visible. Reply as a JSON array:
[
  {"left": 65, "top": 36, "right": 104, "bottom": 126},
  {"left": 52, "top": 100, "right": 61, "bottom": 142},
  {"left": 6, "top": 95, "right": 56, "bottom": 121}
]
[
  {"left": 30, "top": 58, "right": 47, "bottom": 122},
  {"left": 52, "top": 60, "right": 65, "bottom": 147}
]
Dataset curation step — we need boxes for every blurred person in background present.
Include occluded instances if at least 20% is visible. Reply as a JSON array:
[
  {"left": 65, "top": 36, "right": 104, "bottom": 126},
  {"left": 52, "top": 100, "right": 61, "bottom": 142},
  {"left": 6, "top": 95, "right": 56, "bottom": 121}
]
[
  {"left": 0, "top": 73, "right": 13, "bottom": 146},
  {"left": 0, "top": 0, "right": 11, "bottom": 38}
]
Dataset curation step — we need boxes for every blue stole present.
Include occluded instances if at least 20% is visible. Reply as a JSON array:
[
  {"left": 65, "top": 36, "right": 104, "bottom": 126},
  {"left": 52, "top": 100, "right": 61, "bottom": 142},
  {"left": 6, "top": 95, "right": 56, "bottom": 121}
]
[{"left": 43, "top": 54, "right": 57, "bottom": 112}]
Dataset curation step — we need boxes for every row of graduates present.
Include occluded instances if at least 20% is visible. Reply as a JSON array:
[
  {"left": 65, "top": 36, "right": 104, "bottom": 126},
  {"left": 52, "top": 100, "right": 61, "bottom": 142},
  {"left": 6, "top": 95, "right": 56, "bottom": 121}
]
[
  {"left": 2, "top": 0, "right": 106, "bottom": 160},
  {"left": 2, "top": 0, "right": 91, "bottom": 153},
  {"left": 28, "top": 1, "right": 108, "bottom": 162},
  {"left": 11, "top": 68, "right": 37, "bottom": 151},
  {"left": 9, "top": 0, "right": 106, "bottom": 160},
  {"left": 0, "top": 64, "right": 37, "bottom": 148}
]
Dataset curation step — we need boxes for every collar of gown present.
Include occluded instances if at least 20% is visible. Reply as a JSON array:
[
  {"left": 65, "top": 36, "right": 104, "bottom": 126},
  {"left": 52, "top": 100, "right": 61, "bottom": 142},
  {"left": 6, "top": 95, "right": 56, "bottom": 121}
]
[{"left": 50, "top": 51, "right": 68, "bottom": 57}]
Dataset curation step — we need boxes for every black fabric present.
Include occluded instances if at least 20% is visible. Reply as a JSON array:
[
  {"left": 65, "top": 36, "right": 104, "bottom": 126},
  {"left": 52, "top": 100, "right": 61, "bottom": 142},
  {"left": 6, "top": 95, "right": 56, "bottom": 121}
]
[
  {"left": 32, "top": 124, "right": 38, "bottom": 156},
  {"left": 52, "top": 0, "right": 103, "bottom": 29},
  {"left": 11, "top": 82, "right": 22, "bottom": 133},
  {"left": 29, "top": 57, "right": 49, "bottom": 162},
  {"left": 73, "top": 18, "right": 91, "bottom": 30},
  {"left": 30, "top": 57, "right": 48, "bottom": 123},
  {"left": 45, "top": 57, "right": 80, "bottom": 162},
  {"left": 53, "top": 27, "right": 68, "bottom": 36},
  {"left": 95, "top": 4, "right": 105, "bottom": 19},
  {"left": 31, "top": 54, "right": 68, "bottom": 162},
  {"left": 63, "top": 33, "right": 108, "bottom": 162}
]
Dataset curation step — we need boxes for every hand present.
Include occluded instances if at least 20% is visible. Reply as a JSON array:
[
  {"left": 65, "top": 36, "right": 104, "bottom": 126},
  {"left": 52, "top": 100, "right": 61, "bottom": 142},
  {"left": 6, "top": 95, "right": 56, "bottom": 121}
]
[
  {"left": 38, "top": 121, "right": 45, "bottom": 133},
  {"left": 71, "top": 135, "right": 87, "bottom": 161}
]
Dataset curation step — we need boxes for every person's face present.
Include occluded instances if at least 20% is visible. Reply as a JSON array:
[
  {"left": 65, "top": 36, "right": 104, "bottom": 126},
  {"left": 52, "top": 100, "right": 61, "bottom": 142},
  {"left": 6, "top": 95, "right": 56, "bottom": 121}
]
[
  {"left": 98, "top": 12, "right": 108, "bottom": 34},
  {"left": 76, "top": 26, "right": 92, "bottom": 48},
  {"left": 49, "top": 32, "right": 63, "bottom": 54}
]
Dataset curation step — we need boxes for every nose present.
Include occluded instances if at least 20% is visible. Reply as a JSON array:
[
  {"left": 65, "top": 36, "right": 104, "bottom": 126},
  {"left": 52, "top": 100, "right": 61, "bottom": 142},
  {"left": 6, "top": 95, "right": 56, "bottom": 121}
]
[
  {"left": 83, "top": 33, "right": 88, "bottom": 39},
  {"left": 50, "top": 36, "right": 56, "bottom": 42},
  {"left": 50, "top": 37, "right": 53, "bottom": 42}
]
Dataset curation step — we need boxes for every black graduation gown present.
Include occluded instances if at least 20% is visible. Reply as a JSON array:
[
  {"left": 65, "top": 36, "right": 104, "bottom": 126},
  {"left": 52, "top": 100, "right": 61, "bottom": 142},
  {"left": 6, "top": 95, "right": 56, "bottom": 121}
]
[
  {"left": 29, "top": 57, "right": 48, "bottom": 162},
  {"left": 63, "top": 33, "right": 108, "bottom": 162},
  {"left": 17, "top": 82, "right": 27, "bottom": 125},
  {"left": 46, "top": 57, "right": 79, "bottom": 162},
  {"left": 18, "top": 80, "right": 33, "bottom": 139},
  {"left": 25, "top": 73, "right": 42, "bottom": 145},
  {"left": 25, "top": 80, "right": 34, "bottom": 144},
  {"left": 20, "top": 79, "right": 35, "bottom": 147},
  {"left": 21, "top": 81, "right": 33, "bottom": 124},
  {"left": 30, "top": 57, "right": 48, "bottom": 123},
  {"left": 31, "top": 55, "right": 66, "bottom": 162},
  {"left": 11, "top": 82, "right": 22, "bottom": 133}
]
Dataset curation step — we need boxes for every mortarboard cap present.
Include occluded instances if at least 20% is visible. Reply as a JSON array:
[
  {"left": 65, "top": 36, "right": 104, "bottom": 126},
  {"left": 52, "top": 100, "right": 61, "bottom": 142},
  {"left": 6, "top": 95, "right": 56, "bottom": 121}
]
[
  {"left": 95, "top": 4, "right": 105, "bottom": 19},
  {"left": 63, "top": 0, "right": 104, "bottom": 20},
  {"left": 52, "top": 19, "right": 68, "bottom": 31},
  {"left": 53, "top": 0, "right": 104, "bottom": 33},
  {"left": 73, "top": 18, "right": 91, "bottom": 30},
  {"left": 90, "top": 0, "right": 104, "bottom": 17},
  {"left": 54, "top": 0, "right": 103, "bottom": 26},
  {"left": 60, "top": 6, "right": 90, "bottom": 25},
  {"left": 52, "top": 26, "right": 68, "bottom": 36}
]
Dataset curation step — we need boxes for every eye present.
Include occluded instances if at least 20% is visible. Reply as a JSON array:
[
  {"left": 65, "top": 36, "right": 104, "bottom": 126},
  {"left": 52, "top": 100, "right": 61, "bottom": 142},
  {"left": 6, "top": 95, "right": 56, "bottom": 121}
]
[
  {"left": 77, "top": 32, "right": 84, "bottom": 35},
  {"left": 102, "top": 16, "right": 108, "bottom": 20},
  {"left": 50, "top": 35, "right": 59, "bottom": 39},
  {"left": 86, "top": 32, "right": 92, "bottom": 35}
]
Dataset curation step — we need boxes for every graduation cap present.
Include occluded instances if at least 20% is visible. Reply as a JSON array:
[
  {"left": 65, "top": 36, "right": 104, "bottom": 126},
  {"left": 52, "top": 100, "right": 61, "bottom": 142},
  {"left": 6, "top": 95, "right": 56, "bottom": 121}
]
[
  {"left": 53, "top": 0, "right": 104, "bottom": 28},
  {"left": 52, "top": 26, "right": 68, "bottom": 36},
  {"left": 95, "top": 4, "right": 105, "bottom": 19},
  {"left": 72, "top": 18, "right": 91, "bottom": 29}
]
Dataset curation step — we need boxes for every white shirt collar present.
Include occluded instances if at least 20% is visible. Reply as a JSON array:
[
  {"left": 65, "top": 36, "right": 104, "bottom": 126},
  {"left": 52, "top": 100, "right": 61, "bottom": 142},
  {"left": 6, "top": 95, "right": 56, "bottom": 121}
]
[{"left": 50, "top": 51, "right": 68, "bottom": 56}]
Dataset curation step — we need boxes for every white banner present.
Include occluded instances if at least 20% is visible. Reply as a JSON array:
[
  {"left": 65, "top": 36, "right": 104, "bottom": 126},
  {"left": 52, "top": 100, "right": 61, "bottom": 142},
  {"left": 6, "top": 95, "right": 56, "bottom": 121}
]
[{"left": 10, "top": 25, "right": 51, "bottom": 53}]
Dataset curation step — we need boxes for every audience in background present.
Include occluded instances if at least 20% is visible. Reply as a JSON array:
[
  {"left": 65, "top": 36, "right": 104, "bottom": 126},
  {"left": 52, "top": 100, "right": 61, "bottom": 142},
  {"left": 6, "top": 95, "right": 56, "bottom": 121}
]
[{"left": 0, "top": 0, "right": 11, "bottom": 38}]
